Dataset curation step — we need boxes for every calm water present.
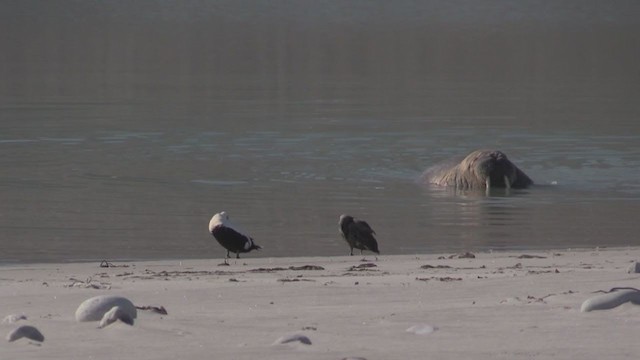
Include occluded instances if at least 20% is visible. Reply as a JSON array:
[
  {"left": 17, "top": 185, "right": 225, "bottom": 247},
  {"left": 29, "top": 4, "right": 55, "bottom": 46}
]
[{"left": 1, "top": 1, "right": 640, "bottom": 263}]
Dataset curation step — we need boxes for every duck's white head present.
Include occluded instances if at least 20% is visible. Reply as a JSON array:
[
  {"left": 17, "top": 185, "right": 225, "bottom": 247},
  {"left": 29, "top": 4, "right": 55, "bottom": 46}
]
[
  {"left": 208, "top": 211, "right": 230, "bottom": 232},
  {"left": 338, "top": 214, "right": 353, "bottom": 225}
]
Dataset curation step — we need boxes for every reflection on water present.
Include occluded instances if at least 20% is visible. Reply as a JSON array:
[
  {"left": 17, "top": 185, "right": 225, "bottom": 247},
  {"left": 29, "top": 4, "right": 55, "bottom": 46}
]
[{"left": 1, "top": 1, "right": 640, "bottom": 262}]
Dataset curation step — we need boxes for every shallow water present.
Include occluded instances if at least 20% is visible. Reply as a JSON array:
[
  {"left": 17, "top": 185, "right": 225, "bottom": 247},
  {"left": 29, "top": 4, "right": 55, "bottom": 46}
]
[{"left": 1, "top": 1, "right": 639, "bottom": 263}]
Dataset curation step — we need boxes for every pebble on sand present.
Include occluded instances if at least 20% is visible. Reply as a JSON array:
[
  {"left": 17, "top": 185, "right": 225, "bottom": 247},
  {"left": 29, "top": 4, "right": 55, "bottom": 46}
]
[
  {"left": 406, "top": 324, "right": 438, "bottom": 335},
  {"left": 2, "top": 314, "right": 27, "bottom": 324},
  {"left": 627, "top": 262, "right": 640, "bottom": 274},
  {"left": 98, "top": 306, "right": 135, "bottom": 328},
  {"left": 6, "top": 325, "right": 44, "bottom": 343},
  {"left": 580, "top": 289, "right": 640, "bottom": 312},
  {"left": 75, "top": 295, "right": 137, "bottom": 322},
  {"left": 273, "top": 333, "right": 312, "bottom": 345}
]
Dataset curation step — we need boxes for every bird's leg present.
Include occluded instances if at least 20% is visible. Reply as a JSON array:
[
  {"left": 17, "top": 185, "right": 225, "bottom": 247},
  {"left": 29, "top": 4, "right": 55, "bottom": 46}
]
[
  {"left": 360, "top": 249, "right": 368, "bottom": 262},
  {"left": 218, "top": 250, "right": 231, "bottom": 266},
  {"left": 349, "top": 248, "right": 354, "bottom": 256},
  {"left": 236, "top": 253, "right": 240, "bottom": 259}
]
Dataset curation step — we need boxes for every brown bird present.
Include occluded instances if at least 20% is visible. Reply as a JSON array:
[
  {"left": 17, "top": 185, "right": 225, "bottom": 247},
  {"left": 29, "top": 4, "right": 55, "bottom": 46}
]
[{"left": 338, "top": 214, "right": 380, "bottom": 256}]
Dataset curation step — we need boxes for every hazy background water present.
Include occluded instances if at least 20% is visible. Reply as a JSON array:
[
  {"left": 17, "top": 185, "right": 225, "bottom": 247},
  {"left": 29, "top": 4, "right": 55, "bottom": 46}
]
[{"left": 1, "top": 1, "right": 639, "bottom": 263}]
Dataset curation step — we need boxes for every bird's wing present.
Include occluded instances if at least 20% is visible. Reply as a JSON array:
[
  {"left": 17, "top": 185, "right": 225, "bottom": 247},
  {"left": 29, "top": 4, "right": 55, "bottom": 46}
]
[
  {"left": 354, "top": 220, "right": 376, "bottom": 235},
  {"left": 339, "top": 224, "right": 347, "bottom": 239},
  {"left": 211, "top": 225, "right": 251, "bottom": 250},
  {"left": 350, "top": 220, "right": 379, "bottom": 253}
]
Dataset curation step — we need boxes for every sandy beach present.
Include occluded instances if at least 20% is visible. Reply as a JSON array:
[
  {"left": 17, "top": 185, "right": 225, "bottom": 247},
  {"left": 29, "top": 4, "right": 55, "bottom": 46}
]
[{"left": 2, "top": 248, "right": 640, "bottom": 359}]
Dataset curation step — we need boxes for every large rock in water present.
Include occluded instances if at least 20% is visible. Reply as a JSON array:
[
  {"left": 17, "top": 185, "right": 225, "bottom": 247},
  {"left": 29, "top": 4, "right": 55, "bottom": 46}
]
[
  {"left": 75, "top": 295, "right": 137, "bottom": 322},
  {"left": 423, "top": 149, "right": 533, "bottom": 190}
]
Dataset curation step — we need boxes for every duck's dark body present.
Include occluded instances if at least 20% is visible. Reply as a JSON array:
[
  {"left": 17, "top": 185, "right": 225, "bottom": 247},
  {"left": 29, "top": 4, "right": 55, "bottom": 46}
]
[{"left": 209, "top": 212, "right": 262, "bottom": 259}]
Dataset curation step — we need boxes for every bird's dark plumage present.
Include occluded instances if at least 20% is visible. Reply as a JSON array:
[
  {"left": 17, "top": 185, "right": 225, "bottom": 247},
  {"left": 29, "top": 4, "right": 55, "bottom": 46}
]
[
  {"left": 209, "top": 211, "right": 262, "bottom": 260},
  {"left": 339, "top": 214, "right": 380, "bottom": 256}
]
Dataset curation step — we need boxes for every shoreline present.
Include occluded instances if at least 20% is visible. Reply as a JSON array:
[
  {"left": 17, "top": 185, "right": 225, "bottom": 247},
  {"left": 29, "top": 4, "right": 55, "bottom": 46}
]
[
  {"left": 2, "top": 247, "right": 639, "bottom": 359},
  {"left": 1, "top": 244, "right": 634, "bottom": 267}
]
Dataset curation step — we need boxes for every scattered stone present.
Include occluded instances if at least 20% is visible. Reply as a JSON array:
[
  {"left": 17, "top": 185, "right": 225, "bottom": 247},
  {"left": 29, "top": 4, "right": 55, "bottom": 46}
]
[
  {"left": 2, "top": 314, "right": 27, "bottom": 324},
  {"left": 98, "top": 306, "right": 134, "bottom": 328},
  {"left": 249, "top": 267, "right": 288, "bottom": 273},
  {"left": 406, "top": 324, "right": 437, "bottom": 335},
  {"left": 420, "top": 264, "right": 452, "bottom": 269},
  {"left": 500, "top": 297, "right": 523, "bottom": 305},
  {"left": 348, "top": 263, "right": 377, "bottom": 271},
  {"left": 627, "top": 262, "right": 640, "bottom": 274},
  {"left": 6, "top": 325, "right": 44, "bottom": 343},
  {"left": 526, "top": 295, "right": 547, "bottom": 304},
  {"left": 516, "top": 254, "right": 547, "bottom": 259},
  {"left": 75, "top": 295, "right": 137, "bottom": 322},
  {"left": 64, "top": 277, "right": 111, "bottom": 290},
  {"left": 500, "top": 296, "right": 552, "bottom": 305},
  {"left": 249, "top": 265, "right": 324, "bottom": 272},
  {"left": 277, "top": 278, "right": 315, "bottom": 283},
  {"left": 526, "top": 269, "right": 558, "bottom": 275},
  {"left": 135, "top": 305, "right": 168, "bottom": 315},
  {"left": 449, "top": 252, "right": 476, "bottom": 259},
  {"left": 273, "top": 333, "right": 312, "bottom": 345},
  {"left": 129, "top": 269, "right": 233, "bottom": 279},
  {"left": 99, "top": 260, "right": 129, "bottom": 268},
  {"left": 353, "top": 263, "right": 377, "bottom": 268},
  {"left": 289, "top": 265, "right": 325, "bottom": 271},
  {"left": 416, "top": 276, "right": 462, "bottom": 282}
]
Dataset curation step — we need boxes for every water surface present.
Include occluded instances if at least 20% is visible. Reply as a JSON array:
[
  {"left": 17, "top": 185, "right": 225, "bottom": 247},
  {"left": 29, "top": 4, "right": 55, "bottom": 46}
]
[{"left": 1, "top": 1, "right": 639, "bottom": 263}]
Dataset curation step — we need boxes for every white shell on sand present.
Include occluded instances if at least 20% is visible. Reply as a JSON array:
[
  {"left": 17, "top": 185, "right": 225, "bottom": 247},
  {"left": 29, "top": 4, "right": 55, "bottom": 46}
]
[
  {"left": 627, "top": 262, "right": 640, "bottom": 274},
  {"left": 75, "top": 295, "right": 137, "bottom": 322},
  {"left": 273, "top": 333, "right": 312, "bottom": 345},
  {"left": 406, "top": 324, "right": 437, "bottom": 335},
  {"left": 6, "top": 325, "right": 45, "bottom": 342},
  {"left": 98, "top": 306, "right": 135, "bottom": 328},
  {"left": 580, "top": 289, "right": 640, "bottom": 312},
  {"left": 2, "top": 314, "right": 27, "bottom": 324}
]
